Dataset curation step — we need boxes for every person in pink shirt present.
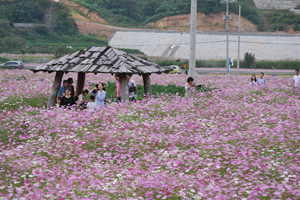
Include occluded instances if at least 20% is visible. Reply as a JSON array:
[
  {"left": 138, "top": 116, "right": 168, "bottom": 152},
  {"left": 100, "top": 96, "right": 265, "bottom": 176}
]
[{"left": 114, "top": 74, "right": 121, "bottom": 102}]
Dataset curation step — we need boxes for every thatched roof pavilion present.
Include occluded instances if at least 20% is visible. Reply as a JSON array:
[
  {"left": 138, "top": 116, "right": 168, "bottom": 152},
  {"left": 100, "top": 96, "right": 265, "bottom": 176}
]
[{"left": 31, "top": 46, "right": 171, "bottom": 108}]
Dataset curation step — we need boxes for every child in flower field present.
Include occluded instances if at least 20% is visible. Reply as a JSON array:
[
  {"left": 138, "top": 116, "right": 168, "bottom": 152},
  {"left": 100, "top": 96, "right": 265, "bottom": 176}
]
[
  {"left": 293, "top": 69, "right": 300, "bottom": 88},
  {"left": 185, "top": 77, "right": 197, "bottom": 98},
  {"left": 249, "top": 75, "right": 257, "bottom": 86},
  {"left": 77, "top": 89, "right": 89, "bottom": 109},
  {"left": 87, "top": 95, "right": 96, "bottom": 111},
  {"left": 257, "top": 72, "right": 267, "bottom": 86},
  {"left": 58, "top": 80, "right": 69, "bottom": 97},
  {"left": 56, "top": 97, "right": 61, "bottom": 109},
  {"left": 68, "top": 78, "right": 75, "bottom": 96}
]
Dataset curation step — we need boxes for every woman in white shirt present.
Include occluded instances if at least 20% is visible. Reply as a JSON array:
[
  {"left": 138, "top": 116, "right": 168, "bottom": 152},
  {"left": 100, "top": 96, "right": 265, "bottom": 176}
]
[
  {"left": 249, "top": 75, "right": 257, "bottom": 86},
  {"left": 185, "top": 77, "right": 197, "bottom": 98},
  {"left": 89, "top": 83, "right": 106, "bottom": 108},
  {"left": 77, "top": 89, "right": 89, "bottom": 109},
  {"left": 293, "top": 69, "right": 300, "bottom": 88}
]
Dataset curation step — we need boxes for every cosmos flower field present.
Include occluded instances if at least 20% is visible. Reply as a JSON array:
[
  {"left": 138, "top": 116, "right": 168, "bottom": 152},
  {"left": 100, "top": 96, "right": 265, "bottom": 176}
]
[{"left": 0, "top": 70, "right": 300, "bottom": 199}]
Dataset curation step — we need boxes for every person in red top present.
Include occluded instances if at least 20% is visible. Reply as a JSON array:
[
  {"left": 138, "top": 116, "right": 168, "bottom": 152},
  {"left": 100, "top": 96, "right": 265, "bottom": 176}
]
[
  {"left": 68, "top": 78, "right": 75, "bottom": 97},
  {"left": 114, "top": 74, "right": 121, "bottom": 102}
]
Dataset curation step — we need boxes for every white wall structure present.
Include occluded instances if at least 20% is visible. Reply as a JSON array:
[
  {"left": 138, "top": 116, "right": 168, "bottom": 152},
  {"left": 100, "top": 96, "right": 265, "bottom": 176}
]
[
  {"left": 109, "top": 31, "right": 300, "bottom": 61},
  {"left": 253, "top": 0, "right": 300, "bottom": 10}
]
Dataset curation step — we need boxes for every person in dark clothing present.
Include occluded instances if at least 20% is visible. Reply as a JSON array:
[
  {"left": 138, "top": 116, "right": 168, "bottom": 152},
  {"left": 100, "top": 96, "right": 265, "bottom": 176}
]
[
  {"left": 68, "top": 78, "right": 75, "bottom": 97},
  {"left": 61, "top": 88, "right": 76, "bottom": 108}
]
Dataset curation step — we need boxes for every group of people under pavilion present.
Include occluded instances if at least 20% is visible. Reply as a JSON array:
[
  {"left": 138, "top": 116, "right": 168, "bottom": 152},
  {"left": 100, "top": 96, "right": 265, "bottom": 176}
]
[
  {"left": 31, "top": 46, "right": 171, "bottom": 108},
  {"left": 55, "top": 73, "right": 138, "bottom": 110}
]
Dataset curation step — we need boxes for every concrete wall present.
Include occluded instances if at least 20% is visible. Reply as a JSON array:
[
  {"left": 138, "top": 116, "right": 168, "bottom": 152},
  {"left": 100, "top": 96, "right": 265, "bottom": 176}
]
[
  {"left": 109, "top": 31, "right": 300, "bottom": 61},
  {"left": 253, "top": 0, "right": 300, "bottom": 10}
]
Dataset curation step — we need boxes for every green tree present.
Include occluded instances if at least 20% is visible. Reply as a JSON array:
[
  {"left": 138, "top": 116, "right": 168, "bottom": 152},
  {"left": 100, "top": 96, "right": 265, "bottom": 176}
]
[
  {"left": 244, "top": 52, "right": 255, "bottom": 68},
  {"left": 54, "top": 46, "right": 72, "bottom": 59},
  {"left": 1, "top": 34, "right": 25, "bottom": 49},
  {"left": 142, "top": 0, "right": 162, "bottom": 17}
]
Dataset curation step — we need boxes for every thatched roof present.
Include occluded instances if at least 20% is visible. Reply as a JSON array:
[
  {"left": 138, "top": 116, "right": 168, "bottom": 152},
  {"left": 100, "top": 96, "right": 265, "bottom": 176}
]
[{"left": 32, "top": 46, "right": 171, "bottom": 74}]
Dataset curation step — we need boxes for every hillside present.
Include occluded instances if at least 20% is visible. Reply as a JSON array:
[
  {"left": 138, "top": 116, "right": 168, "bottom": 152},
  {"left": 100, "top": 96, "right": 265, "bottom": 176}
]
[
  {"left": 66, "top": 0, "right": 300, "bottom": 34},
  {"left": 0, "top": 0, "right": 107, "bottom": 54}
]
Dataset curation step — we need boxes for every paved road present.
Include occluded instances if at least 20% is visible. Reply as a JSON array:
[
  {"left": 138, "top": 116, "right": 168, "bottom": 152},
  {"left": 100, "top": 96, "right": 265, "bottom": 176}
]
[{"left": 183, "top": 68, "right": 295, "bottom": 76}]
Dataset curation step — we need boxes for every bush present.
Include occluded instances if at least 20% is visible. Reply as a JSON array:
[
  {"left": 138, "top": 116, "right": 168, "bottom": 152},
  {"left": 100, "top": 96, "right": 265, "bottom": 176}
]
[
  {"left": 0, "top": 56, "right": 9, "bottom": 63},
  {"left": 54, "top": 46, "right": 72, "bottom": 59},
  {"left": 34, "top": 26, "right": 49, "bottom": 36},
  {"left": 1, "top": 34, "right": 26, "bottom": 50},
  {"left": 244, "top": 52, "right": 255, "bottom": 68}
]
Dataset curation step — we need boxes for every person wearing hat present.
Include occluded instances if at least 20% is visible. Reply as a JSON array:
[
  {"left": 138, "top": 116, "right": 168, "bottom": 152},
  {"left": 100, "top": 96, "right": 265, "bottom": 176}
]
[{"left": 114, "top": 74, "right": 121, "bottom": 102}]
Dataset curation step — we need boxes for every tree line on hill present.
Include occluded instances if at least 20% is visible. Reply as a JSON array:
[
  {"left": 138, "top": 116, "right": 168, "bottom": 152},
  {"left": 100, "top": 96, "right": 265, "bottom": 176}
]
[
  {"left": 0, "top": 0, "right": 106, "bottom": 53},
  {"left": 70, "top": 0, "right": 300, "bottom": 31}
]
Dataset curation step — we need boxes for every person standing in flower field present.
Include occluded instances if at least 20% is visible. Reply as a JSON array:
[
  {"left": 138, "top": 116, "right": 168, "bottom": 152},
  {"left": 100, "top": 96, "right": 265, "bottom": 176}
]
[
  {"left": 114, "top": 74, "right": 121, "bottom": 102},
  {"left": 126, "top": 74, "right": 137, "bottom": 101},
  {"left": 68, "top": 78, "right": 75, "bottom": 96},
  {"left": 185, "top": 77, "right": 197, "bottom": 98},
  {"left": 89, "top": 83, "right": 106, "bottom": 108},
  {"left": 293, "top": 69, "right": 300, "bottom": 88},
  {"left": 58, "top": 80, "right": 69, "bottom": 97},
  {"left": 257, "top": 72, "right": 267, "bottom": 86}
]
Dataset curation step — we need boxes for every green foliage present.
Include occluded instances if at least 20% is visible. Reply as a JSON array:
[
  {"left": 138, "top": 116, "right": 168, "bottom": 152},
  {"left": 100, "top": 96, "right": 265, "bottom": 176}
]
[
  {"left": 34, "top": 26, "right": 48, "bottom": 36},
  {"left": 1, "top": 34, "right": 26, "bottom": 50},
  {"left": 68, "top": 0, "right": 300, "bottom": 32},
  {"left": 153, "top": 58, "right": 300, "bottom": 70},
  {"left": 54, "top": 46, "right": 72, "bottom": 59},
  {"left": 0, "top": 0, "right": 105, "bottom": 54},
  {"left": 0, "top": 57, "right": 9, "bottom": 63},
  {"left": 91, "top": 81, "right": 211, "bottom": 101},
  {"left": 262, "top": 10, "right": 300, "bottom": 31},
  {"left": 116, "top": 48, "right": 145, "bottom": 55},
  {"left": 0, "top": 97, "right": 48, "bottom": 112},
  {"left": 244, "top": 52, "right": 255, "bottom": 68},
  {"left": 252, "top": 61, "right": 300, "bottom": 70}
]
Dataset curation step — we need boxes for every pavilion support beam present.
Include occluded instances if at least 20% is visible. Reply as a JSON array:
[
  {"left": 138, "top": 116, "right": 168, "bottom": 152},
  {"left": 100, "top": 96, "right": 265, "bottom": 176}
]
[
  {"left": 142, "top": 74, "right": 151, "bottom": 98},
  {"left": 47, "top": 71, "right": 64, "bottom": 108},
  {"left": 119, "top": 73, "right": 128, "bottom": 102},
  {"left": 76, "top": 72, "right": 86, "bottom": 96}
]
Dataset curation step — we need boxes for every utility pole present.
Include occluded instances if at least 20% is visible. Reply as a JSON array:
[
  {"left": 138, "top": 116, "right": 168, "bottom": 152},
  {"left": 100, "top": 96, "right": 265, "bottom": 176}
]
[
  {"left": 189, "top": 0, "right": 197, "bottom": 79},
  {"left": 237, "top": 6, "right": 241, "bottom": 72},
  {"left": 222, "top": 0, "right": 232, "bottom": 75},
  {"left": 226, "top": 0, "right": 229, "bottom": 75}
]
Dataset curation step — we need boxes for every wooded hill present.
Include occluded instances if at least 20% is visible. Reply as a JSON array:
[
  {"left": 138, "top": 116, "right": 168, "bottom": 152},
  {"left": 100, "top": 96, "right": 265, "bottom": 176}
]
[
  {"left": 0, "top": 0, "right": 107, "bottom": 54},
  {"left": 69, "top": 0, "right": 300, "bottom": 32}
]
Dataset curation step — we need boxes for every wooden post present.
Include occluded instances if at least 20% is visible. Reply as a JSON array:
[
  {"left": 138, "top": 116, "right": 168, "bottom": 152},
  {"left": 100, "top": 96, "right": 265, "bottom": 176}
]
[
  {"left": 76, "top": 72, "right": 86, "bottom": 96},
  {"left": 142, "top": 74, "right": 152, "bottom": 98},
  {"left": 47, "top": 71, "right": 64, "bottom": 108},
  {"left": 119, "top": 73, "right": 128, "bottom": 102}
]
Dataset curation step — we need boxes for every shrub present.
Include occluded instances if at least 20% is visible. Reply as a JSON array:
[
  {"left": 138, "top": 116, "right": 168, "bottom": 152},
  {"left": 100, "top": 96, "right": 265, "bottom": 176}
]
[
  {"left": 244, "top": 52, "right": 255, "bottom": 68},
  {"left": 54, "top": 46, "right": 72, "bottom": 59},
  {"left": 0, "top": 56, "right": 9, "bottom": 63},
  {"left": 1, "top": 34, "right": 26, "bottom": 50}
]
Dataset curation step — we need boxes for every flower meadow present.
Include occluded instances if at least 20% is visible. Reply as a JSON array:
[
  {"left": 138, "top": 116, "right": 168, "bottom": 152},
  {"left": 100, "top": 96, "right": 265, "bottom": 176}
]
[{"left": 0, "top": 70, "right": 300, "bottom": 199}]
